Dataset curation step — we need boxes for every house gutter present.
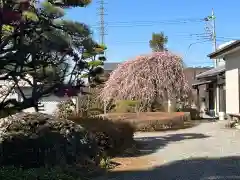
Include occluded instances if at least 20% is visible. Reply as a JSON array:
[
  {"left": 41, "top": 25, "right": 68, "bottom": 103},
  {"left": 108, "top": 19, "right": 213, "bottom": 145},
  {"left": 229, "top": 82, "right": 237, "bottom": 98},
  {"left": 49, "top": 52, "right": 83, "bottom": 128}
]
[{"left": 208, "top": 40, "right": 240, "bottom": 59}]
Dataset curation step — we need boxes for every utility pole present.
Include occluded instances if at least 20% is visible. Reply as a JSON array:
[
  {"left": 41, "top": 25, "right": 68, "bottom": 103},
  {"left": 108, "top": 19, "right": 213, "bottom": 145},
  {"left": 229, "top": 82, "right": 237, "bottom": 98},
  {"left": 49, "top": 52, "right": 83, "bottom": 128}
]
[
  {"left": 211, "top": 8, "right": 219, "bottom": 117},
  {"left": 204, "top": 8, "right": 217, "bottom": 66},
  {"left": 211, "top": 8, "right": 217, "bottom": 67},
  {"left": 204, "top": 9, "right": 218, "bottom": 117}
]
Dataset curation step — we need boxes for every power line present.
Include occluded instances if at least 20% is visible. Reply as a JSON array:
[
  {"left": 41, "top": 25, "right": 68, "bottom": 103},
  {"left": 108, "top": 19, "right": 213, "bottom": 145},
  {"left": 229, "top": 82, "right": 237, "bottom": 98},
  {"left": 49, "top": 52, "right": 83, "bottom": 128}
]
[
  {"left": 106, "top": 36, "right": 229, "bottom": 45},
  {"left": 187, "top": 40, "right": 212, "bottom": 49},
  {"left": 103, "top": 18, "right": 204, "bottom": 24},
  {"left": 105, "top": 20, "right": 203, "bottom": 27},
  {"left": 216, "top": 36, "right": 239, "bottom": 40},
  {"left": 92, "top": 21, "right": 204, "bottom": 28},
  {"left": 104, "top": 34, "right": 238, "bottom": 45},
  {"left": 102, "top": 18, "right": 204, "bottom": 25},
  {"left": 95, "top": 9, "right": 237, "bottom": 67},
  {"left": 90, "top": 17, "right": 205, "bottom": 29}
]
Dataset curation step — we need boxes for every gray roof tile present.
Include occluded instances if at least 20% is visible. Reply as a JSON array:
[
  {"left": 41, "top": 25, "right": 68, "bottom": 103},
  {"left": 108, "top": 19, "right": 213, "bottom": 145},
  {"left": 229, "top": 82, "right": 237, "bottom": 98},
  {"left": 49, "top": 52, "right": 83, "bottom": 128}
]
[{"left": 196, "top": 65, "right": 225, "bottom": 79}]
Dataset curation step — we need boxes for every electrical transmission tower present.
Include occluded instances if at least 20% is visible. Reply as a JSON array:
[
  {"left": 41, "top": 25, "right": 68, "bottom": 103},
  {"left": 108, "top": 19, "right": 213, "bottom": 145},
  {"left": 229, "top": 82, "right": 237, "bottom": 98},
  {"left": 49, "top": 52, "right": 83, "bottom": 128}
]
[
  {"left": 98, "top": 0, "right": 107, "bottom": 115},
  {"left": 98, "top": 0, "right": 106, "bottom": 45}
]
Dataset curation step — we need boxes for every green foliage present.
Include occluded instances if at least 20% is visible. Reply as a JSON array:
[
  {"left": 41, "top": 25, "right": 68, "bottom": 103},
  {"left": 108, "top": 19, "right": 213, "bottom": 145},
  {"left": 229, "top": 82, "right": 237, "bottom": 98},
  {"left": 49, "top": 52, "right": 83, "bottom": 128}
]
[
  {"left": 2, "top": 25, "right": 14, "bottom": 37},
  {"left": 98, "top": 44, "right": 107, "bottom": 50},
  {"left": 55, "top": 99, "right": 76, "bottom": 119},
  {"left": 51, "top": 0, "right": 92, "bottom": 7},
  {"left": 0, "top": 112, "right": 101, "bottom": 168},
  {"left": 100, "top": 156, "right": 112, "bottom": 169},
  {"left": 0, "top": 167, "right": 81, "bottom": 180},
  {"left": 88, "top": 60, "right": 104, "bottom": 66},
  {"left": 98, "top": 56, "right": 106, "bottom": 61},
  {"left": 0, "top": 0, "right": 106, "bottom": 115},
  {"left": 149, "top": 32, "right": 168, "bottom": 52},
  {"left": 114, "top": 100, "right": 141, "bottom": 113},
  {"left": 55, "top": 88, "right": 105, "bottom": 119},
  {"left": 136, "top": 118, "right": 185, "bottom": 131},
  {"left": 22, "top": 11, "right": 39, "bottom": 22},
  {"left": 104, "top": 112, "right": 191, "bottom": 132},
  {"left": 69, "top": 116, "right": 135, "bottom": 157},
  {"left": 41, "top": 1, "right": 65, "bottom": 18},
  {"left": 76, "top": 87, "right": 104, "bottom": 117}
]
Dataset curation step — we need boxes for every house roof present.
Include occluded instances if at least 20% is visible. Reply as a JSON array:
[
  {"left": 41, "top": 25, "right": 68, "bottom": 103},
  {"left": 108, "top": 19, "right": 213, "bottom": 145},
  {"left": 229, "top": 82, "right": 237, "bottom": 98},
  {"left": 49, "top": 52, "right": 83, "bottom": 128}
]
[
  {"left": 192, "top": 80, "right": 212, "bottom": 87},
  {"left": 104, "top": 62, "right": 120, "bottom": 71},
  {"left": 183, "top": 67, "right": 212, "bottom": 85},
  {"left": 208, "top": 40, "right": 240, "bottom": 59},
  {"left": 195, "top": 65, "right": 225, "bottom": 79}
]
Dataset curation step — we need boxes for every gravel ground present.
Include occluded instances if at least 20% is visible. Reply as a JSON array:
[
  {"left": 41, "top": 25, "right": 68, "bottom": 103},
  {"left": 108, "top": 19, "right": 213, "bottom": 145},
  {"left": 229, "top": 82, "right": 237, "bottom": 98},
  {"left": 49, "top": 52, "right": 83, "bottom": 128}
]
[{"left": 95, "top": 120, "right": 240, "bottom": 180}]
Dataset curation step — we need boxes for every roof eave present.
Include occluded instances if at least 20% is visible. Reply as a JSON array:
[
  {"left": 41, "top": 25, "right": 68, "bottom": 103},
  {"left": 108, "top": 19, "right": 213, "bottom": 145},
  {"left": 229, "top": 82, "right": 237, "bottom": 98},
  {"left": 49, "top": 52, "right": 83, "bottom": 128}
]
[
  {"left": 208, "top": 40, "right": 240, "bottom": 59},
  {"left": 192, "top": 80, "right": 212, "bottom": 87},
  {"left": 195, "top": 65, "right": 225, "bottom": 80}
]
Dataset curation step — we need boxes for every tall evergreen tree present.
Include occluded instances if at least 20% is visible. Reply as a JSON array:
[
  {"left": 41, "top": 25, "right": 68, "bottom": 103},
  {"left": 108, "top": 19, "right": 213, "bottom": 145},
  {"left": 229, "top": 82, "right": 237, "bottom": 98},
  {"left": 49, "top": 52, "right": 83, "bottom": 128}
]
[
  {"left": 149, "top": 32, "right": 168, "bottom": 52},
  {"left": 0, "top": 0, "right": 106, "bottom": 116}
]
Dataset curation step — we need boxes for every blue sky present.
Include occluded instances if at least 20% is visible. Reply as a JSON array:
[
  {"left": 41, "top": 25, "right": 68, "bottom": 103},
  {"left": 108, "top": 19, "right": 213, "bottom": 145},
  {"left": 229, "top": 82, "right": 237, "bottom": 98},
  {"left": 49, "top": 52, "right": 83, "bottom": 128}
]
[{"left": 65, "top": 0, "right": 240, "bottom": 67}]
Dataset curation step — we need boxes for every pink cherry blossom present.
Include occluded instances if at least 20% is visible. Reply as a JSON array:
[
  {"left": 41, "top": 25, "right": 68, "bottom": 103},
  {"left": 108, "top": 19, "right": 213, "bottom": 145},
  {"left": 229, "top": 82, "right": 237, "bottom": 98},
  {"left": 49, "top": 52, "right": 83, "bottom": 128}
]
[{"left": 100, "top": 52, "right": 192, "bottom": 108}]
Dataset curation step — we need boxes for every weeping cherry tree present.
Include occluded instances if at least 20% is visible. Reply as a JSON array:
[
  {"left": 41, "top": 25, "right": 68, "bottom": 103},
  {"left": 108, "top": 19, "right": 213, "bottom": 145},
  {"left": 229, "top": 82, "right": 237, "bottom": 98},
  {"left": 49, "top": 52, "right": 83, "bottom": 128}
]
[{"left": 100, "top": 52, "right": 192, "bottom": 111}]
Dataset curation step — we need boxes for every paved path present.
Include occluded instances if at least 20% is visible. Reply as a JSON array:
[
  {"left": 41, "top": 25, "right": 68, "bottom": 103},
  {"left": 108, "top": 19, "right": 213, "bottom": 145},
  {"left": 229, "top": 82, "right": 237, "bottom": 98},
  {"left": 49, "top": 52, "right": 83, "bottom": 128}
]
[{"left": 95, "top": 121, "right": 240, "bottom": 180}]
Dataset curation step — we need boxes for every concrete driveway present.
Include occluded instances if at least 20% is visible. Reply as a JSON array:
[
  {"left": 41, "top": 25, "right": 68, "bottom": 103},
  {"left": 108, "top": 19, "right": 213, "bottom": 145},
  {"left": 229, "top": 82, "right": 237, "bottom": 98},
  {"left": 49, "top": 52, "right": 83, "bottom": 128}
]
[{"left": 95, "top": 120, "right": 240, "bottom": 180}]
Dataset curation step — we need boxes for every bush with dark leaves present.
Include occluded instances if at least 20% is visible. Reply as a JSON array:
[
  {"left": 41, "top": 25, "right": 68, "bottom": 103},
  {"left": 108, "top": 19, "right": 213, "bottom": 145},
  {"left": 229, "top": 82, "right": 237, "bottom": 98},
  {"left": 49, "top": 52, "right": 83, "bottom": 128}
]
[
  {"left": 0, "top": 112, "right": 101, "bottom": 168},
  {"left": 0, "top": 167, "right": 78, "bottom": 180},
  {"left": 69, "top": 116, "right": 135, "bottom": 157}
]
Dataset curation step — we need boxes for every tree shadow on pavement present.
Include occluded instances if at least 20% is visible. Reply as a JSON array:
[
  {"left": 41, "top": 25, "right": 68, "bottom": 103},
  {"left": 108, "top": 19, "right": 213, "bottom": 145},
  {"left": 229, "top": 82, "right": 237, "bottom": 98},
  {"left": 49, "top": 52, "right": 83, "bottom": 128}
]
[
  {"left": 100, "top": 156, "right": 240, "bottom": 180},
  {"left": 122, "top": 133, "right": 210, "bottom": 157}
]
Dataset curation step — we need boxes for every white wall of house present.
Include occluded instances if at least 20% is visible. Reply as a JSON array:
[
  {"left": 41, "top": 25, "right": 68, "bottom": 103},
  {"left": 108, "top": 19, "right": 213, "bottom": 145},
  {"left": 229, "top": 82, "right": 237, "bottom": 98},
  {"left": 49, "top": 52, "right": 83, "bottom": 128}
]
[
  {"left": 205, "top": 41, "right": 234, "bottom": 116},
  {"left": 23, "top": 95, "right": 72, "bottom": 114},
  {"left": 13, "top": 87, "right": 76, "bottom": 115},
  {"left": 225, "top": 50, "right": 240, "bottom": 114},
  {"left": 0, "top": 90, "right": 19, "bottom": 102},
  {"left": 217, "top": 59, "right": 225, "bottom": 66},
  {"left": 0, "top": 80, "right": 18, "bottom": 102},
  {"left": 213, "top": 43, "right": 228, "bottom": 116},
  {"left": 216, "top": 41, "right": 234, "bottom": 67},
  {"left": 0, "top": 75, "right": 77, "bottom": 115}
]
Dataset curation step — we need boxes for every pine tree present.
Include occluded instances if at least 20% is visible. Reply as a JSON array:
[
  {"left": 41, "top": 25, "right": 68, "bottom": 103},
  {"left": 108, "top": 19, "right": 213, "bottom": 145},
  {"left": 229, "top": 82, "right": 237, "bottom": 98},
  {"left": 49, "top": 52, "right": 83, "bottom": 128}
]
[
  {"left": 149, "top": 32, "right": 168, "bottom": 52},
  {"left": 0, "top": 0, "right": 106, "bottom": 116}
]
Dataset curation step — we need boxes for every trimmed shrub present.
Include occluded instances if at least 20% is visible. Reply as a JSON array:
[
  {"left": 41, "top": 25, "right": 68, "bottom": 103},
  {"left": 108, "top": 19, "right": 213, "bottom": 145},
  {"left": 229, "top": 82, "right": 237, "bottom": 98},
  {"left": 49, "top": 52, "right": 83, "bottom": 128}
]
[
  {"left": 114, "top": 100, "right": 140, "bottom": 113},
  {"left": 0, "top": 165, "right": 103, "bottom": 180},
  {"left": 76, "top": 87, "right": 105, "bottom": 117},
  {"left": 0, "top": 112, "right": 101, "bottom": 168},
  {"left": 181, "top": 107, "right": 200, "bottom": 120},
  {"left": 69, "top": 116, "right": 135, "bottom": 157},
  {"left": 103, "top": 112, "right": 191, "bottom": 132},
  {"left": 0, "top": 167, "right": 79, "bottom": 180},
  {"left": 55, "top": 99, "right": 76, "bottom": 119},
  {"left": 133, "top": 118, "right": 185, "bottom": 131}
]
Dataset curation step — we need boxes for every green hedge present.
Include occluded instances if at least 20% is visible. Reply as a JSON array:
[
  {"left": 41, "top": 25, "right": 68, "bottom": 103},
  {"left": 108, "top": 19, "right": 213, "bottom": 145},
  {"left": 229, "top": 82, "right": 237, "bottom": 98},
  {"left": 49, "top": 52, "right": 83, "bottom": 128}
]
[
  {"left": 0, "top": 166, "right": 86, "bottom": 180},
  {"left": 69, "top": 116, "right": 135, "bottom": 157},
  {"left": 0, "top": 113, "right": 101, "bottom": 168},
  {"left": 103, "top": 112, "right": 192, "bottom": 132}
]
